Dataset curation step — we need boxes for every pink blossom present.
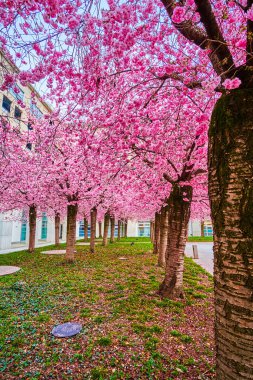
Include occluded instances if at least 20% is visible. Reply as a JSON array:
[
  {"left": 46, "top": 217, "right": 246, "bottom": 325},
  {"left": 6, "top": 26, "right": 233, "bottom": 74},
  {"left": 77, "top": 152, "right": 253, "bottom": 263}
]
[
  {"left": 172, "top": 7, "right": 186, "bottom": 23},
  {"left": 223, "top": 78, "right": 241, "bottom": 90},
  {"left": 247, "top": 5, "right": 253, "bottom": 21}
]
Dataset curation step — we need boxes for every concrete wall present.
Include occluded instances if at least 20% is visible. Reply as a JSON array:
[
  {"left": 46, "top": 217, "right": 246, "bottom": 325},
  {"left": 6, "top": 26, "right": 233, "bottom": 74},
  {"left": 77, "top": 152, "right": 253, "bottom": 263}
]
[
  {"left": 0, "top": 220, "right": 13, "bottom": 249},
  {"left": 127, "top": 220, "right": 139, "bottom": 237},
  {"left": 188, "top": 220, "right": 201, "bottom": 237}
]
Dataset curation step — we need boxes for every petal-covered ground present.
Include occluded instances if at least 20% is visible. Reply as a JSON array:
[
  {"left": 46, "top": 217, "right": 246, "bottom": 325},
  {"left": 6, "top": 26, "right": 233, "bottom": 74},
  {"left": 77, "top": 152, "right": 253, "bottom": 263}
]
[{"left": 0, "top": 238, "right": 214, "bottom": 379}]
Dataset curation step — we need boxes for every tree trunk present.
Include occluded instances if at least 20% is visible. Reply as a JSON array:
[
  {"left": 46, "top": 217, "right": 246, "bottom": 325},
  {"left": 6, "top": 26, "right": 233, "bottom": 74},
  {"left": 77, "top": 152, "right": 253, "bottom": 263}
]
[
  {"left": 158, "top": 184, "right": 192, "bottom": 299},
  {"left": 117, "top": 220, "right": 121, "bottom": 241},
  {"left": 66, "top": 204, "right": 78, "bottom": 262},
  {"left": 102, "top": 211, "right": 110, "bottom": 246},
  {"left": 158, "top": 205, "right": 169, "bottom": 267},
  {"left": 83, "top": 217, "right": 88, "bottom": 240},
  {"left": 90, "top": 207, "right": 97, "bottom": 253},
  {"left": 153, "top": 212, "right": 161, "bottom": 254},
  {"left": 201, "top": 221, "right": 205, "bottom": 237},
  {"left": 208, "top": 89, "right": 253, "bottom": 380},
  {"left": 99, "top": 221, "right": 102, "bottom": 238},
  {"left": 110, "top": 216, "right": 115, "bottom": 243},
  {"left": 150, "top": 221, "right": 154, "bottom": 243},
  {"left": 28, "top": 205, "right": 37, "bottom": 253},
  {"left": 124, "top": 219, "right": 128, "bottom": 238},
  {"left": 121, "top": 221, "right": 125, "bottom": 238},
  {"left": 55, "top": 212, "right": 60, "bottom": 247}
]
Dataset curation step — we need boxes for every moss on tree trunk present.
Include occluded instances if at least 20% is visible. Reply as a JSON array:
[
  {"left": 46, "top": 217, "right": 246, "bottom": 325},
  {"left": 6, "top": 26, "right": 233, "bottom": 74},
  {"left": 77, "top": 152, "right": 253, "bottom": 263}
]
[{"left": 208, "top": 88, "right": 253, "bottom": 380}]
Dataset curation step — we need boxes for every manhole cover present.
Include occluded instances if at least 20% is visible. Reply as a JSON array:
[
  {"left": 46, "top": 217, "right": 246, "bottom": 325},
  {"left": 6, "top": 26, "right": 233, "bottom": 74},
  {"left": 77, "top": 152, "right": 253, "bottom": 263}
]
[{"left": 51, "top": 322, "right": 82, "bottom": 338}]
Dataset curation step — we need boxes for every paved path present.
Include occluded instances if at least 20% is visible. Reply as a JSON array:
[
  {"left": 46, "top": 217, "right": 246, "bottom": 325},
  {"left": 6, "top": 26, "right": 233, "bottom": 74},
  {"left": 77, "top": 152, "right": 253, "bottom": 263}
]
[
  {"left": 0, "top": 266, "right": 21, "bottom": 276},
  {"left": 185, "top": 242, "right": 214, "bottom": 275},
  {"left": 41, "top": 250, "right": 66, "bottom": 255},
  {"left": 0, "top": 241, "right": 65, "bottom": 255}
]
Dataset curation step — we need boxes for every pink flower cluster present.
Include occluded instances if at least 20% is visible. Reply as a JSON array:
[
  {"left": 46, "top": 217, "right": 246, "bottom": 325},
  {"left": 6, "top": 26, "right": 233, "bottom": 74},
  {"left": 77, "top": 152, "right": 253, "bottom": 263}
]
[
  {"left": 247, "top": 5, "right": 253, "bottom": 21},
  {"left": 172, "top": 7, "right": 186, "bottom": 23},
  {"left": 223, "top": 78, "right": 241, "bottom": 90}
]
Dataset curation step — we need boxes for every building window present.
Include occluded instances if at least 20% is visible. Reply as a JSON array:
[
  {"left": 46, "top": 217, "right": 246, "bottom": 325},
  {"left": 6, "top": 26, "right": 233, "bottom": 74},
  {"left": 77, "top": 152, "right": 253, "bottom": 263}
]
[
  {"left": 79, "top": 221, "right": 84, "bottom": 237},
  {"left": 79, "top": 221, "right": 90, "bottom": 237},
  {"left": 20, "top": 211, "right": 27, "bottom": 242},
  {"left": 41, "top": 213, "right": 48, "bottom": 239},
  {"left": 30, "top": 101, "right": 43, "bottom": 119},
  {"left": 14, "top": 106, "right": 22, "bottom": 120},
  {"left": 138, "top": 221, "right": 150, "bottom": 237},
  {"left": 9, "top": 85, "right": 24, "bottom": 102},
  {"left": 60, "top": 224, "right": 63, "bottom": 239},
  {"left": 20, "top": 217, "right": 27, "bottom": 241},
  {"left": 20, "top": 222, "right": 27, "bottom": 242},
  {"left": 2, "top": 95, "right": 12, "bottom": 112},
  {"left": 204, "top": 225, "right": 213, "bottom": 237}
]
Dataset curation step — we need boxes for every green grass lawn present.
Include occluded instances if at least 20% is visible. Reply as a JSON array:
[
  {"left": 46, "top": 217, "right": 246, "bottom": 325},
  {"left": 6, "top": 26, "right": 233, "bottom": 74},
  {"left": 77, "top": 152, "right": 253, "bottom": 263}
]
[
  {"left": 188, "top": 236, "right": 213, "bottom": 242},
  {"left": 0, "top": 239, "right": 214, "bottom": 379}
]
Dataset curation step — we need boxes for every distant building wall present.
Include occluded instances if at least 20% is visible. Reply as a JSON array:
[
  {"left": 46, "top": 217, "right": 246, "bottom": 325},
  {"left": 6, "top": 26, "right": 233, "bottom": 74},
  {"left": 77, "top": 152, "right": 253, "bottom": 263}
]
[{"left": 0, "top": 49, "right": 53, "bottom": 251}]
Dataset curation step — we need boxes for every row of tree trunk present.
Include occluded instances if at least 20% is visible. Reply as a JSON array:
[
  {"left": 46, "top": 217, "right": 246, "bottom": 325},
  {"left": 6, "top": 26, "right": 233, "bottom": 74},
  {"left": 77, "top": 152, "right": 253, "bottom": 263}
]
[
  {"left": 102, "top": 213, "right": 128, "bottom": 246},
  {"left": 27, "top": 204, "right": 128, "bottom": 260}
]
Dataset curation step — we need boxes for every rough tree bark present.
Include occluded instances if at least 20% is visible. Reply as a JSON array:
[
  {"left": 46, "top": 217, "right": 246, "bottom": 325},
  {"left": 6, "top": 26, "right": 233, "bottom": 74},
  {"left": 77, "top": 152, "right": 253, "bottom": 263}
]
[
  {"left": 158, "top": 184, "right": 192, "bottom": 299},
  {"left": 150, "top": 221, "right": 155, "bottom": 243},
  {"left": 208, "top": 89, "right": 253, "bottom": 380},
  {"left": 66, "top": 204, "right": 78, "bottom": 262},
  {"left": 98, "top": 221, "right": 102, "bottom": 238},
  {"left": 83, "top": 217, "right": 88, "bottom": 240},
  {"left": 121, "top": 221, "right": 125, "bottom": 238},
  {"left": 124, "top": 219, "right": 128, "bottom": 238},
  {"left": 102, "top": 211, "right": 110, "bottom": 246},
  {"left": 110, "top": 216, "right": 115, "bottom": 243},
  {"left": 28, "top": 205, "right": 37, "bottom": 253},
  {"left": 153, "top": 212, "right": 161, "bottom": 255},
  {"left": 201, "top": 220, "right": 205, "bottom": 237},
  {"left": 55, "top": 212, "right": 60, "bottom": 247},
  {"left": 117, "top": 220, "right": 121, "bottom": 241},
  {"left": 158, "top": 204, "right": 169, "bottom": 267},
  {"left": 90, "top": 207, "right": 97, "bottom": 253}
]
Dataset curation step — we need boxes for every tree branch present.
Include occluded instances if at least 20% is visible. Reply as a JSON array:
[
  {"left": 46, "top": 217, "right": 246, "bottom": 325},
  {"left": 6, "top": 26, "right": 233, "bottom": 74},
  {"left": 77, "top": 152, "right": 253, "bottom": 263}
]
[
  {"left": 247, "top": 1, "right": 253, "bottom": 65},
  {"left": 161, "top": 0, "right": 235, "bottom": 78},
  {"left": 194, "top": 0, "right": 235, "bottom": 75}
]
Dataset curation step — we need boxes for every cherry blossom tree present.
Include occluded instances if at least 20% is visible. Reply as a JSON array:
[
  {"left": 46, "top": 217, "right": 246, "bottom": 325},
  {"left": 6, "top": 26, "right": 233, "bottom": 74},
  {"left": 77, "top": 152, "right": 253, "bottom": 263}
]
[
  {"left": 0, "top": 117, "right": 52, "bottom": 252},
  {"left": 1, "top": 1, "right": 252, "bottom": 377}
]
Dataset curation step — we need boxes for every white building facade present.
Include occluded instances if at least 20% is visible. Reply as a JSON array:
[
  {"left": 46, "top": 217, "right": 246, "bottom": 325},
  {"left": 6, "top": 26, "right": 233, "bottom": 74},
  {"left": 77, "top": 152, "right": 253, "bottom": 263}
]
[{"left": 0, "top": 217, "right": 213, "bottom": 252}]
